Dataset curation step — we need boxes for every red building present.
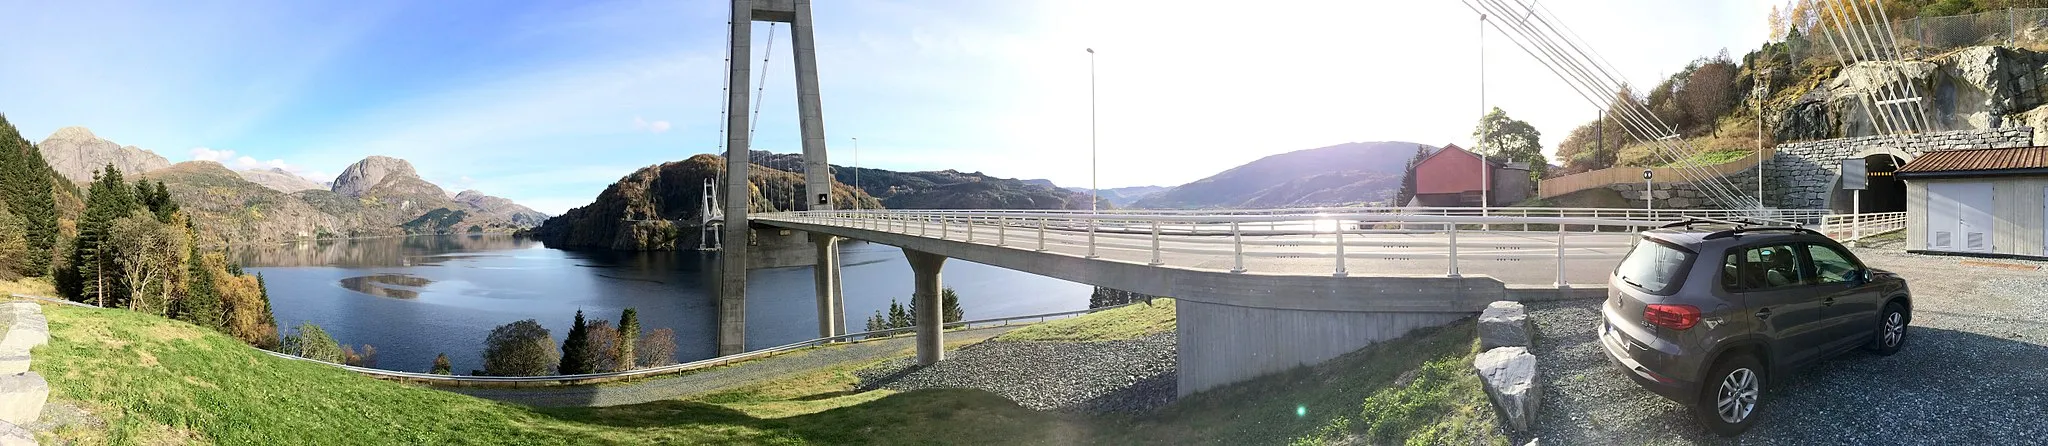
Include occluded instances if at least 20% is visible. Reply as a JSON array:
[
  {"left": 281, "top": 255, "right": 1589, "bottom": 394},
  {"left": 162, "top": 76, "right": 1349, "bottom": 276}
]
[{"left": 1412, "top": 144, "right": 1531, "bottom": 207}]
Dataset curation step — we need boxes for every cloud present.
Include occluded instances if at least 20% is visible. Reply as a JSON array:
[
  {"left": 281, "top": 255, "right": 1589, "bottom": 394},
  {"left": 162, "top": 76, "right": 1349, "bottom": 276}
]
[
  {"left": 633, "top": 116, "right": 672, "bottom": 133},
  {"left": 188, "top": 147, "right": 327, "bottom": 181}
]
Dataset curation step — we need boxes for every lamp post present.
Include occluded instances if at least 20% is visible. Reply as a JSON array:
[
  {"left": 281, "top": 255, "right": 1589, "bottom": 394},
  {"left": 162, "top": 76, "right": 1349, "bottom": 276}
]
[
  {"left": 1643, "top": 169, "right": 1655, "bottom": 213},
  {"left": 851, "top": 137, "right": 860, "bottom": 196},
  {"left": 1086, "top": 47, "right": 1099, "bottom": 258}
]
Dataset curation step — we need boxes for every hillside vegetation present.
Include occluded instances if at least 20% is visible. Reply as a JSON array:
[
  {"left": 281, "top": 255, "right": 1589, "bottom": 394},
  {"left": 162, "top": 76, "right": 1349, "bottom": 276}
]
[
  {"left": 531, "top": 154, "right": 882, "bottom": 251},
  {"left": 1134, "top": 142, "right": 1422, "bottom": 209},
  {"left": 31, "top": 298, "right": 1500, "bottom": 445},
  {"left": 746, "top": 151, "right": 1101, "bottom": 210}
]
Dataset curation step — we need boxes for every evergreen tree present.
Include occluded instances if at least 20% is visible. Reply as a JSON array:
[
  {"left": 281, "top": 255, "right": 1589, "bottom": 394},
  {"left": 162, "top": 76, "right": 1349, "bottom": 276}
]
[
  {"left": 174, "top": 243, "right": 223, "bottom": 329},
  {"left": 1395, "top": 145, "right": 1428, "bottom": 206},
  {"left": 940, "top": 287, "right": 965, "bottom": 323},
  {"left": 616, "top": 308, "right": 640, "bottom": 370},
  {"left": 431, "top": 353, "right": 453, "bottom": 375},
  {"left": 866, "top": 311, "right": 885, "bottom": 332},
  {"left": 559, "top": 309, "right": 593, "bottom": 375},
  {"left": 886, "top": 299, "right": 909, "bottom": 329},
  {"left": 0, "top": 115, "right": 57, "bottom": 276},
  {"left": 74, "top": 165, "right": 141, "bottom": 306}
]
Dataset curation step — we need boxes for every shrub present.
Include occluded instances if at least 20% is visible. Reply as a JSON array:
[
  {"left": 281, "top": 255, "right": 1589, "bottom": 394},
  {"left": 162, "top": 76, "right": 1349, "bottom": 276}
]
[
  {"left": 636, "top": 328, "right": 677, "bottom": 367},
  {"left": 482, "top": 319, "right": 558, "bottom": 376},
  {"left": 431, "top": 353, "right": 452, "bottom": 375},
  {"left": 282, "top": 322, "right": 345, "bottom": 364}
]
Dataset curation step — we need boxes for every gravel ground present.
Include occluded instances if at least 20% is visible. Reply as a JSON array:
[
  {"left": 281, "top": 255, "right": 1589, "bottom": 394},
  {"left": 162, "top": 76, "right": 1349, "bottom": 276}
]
[
  {"left": 856, "top": 331, "right": 1177, "bottom": 414},
  {"left": 447, "top": 327, "right": 1020, "bottom": 407},
  {"left": 1528, "top": 249, "right": 2048, "bottom": 444}
]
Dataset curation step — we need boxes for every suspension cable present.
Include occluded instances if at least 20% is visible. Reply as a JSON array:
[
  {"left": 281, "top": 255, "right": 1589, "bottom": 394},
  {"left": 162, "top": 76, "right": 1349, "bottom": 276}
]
[{"left": 749, "top": 23, "right": 778, "bottom": 143}]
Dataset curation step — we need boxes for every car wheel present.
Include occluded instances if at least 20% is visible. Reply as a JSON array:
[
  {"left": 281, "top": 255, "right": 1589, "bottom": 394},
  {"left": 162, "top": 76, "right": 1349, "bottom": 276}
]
[
  {"left": 1694, "top": 354, "right": 1764, "bottom": 437},
  {"left": 1867, "top": 301, "right": 1909, "bottom": 355}
]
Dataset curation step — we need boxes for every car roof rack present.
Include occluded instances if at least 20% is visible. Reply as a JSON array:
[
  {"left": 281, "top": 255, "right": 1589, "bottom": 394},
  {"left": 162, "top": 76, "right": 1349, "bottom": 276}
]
[{"left": 1656, "top": 215, "right": 1818, "bottom": 239}]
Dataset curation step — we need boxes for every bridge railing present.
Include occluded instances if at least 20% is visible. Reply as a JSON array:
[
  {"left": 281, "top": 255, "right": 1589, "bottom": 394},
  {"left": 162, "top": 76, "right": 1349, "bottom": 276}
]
[
  {"left": 1819, "top": 212, "right": 1907, "bottom": 243},
  {"left": 759, "top": 207, "right": 1834, "bottom": 285}
]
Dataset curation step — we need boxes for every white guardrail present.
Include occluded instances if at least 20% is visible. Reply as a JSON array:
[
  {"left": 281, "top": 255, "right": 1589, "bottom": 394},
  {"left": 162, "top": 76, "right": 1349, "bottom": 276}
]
[
  {"left": 757, "top": 207, "right": 1832, "bottom": 281},
  {"left": 1820, "top": 212, "right": 1907, "bottom": 242},
  {"left": 6, "top": 292, "right": 1135, "bottom": 386}
]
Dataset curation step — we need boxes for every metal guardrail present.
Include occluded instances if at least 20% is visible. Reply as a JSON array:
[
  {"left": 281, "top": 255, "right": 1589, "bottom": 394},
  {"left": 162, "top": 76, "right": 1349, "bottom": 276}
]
[
  {"left": 757, "top": 207, "right": 1831, "bottom": 285},
  {"left": 8, "top": 292, "right": 1134, "bottom": 387},
  {"left": 1821, "top": 212, "right": 1908, "bottom": 243}
]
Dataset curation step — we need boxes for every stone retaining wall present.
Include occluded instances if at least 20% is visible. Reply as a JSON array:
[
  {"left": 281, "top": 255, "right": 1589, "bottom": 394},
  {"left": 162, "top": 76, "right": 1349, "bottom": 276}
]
[
  {"left": 1768, "top": 128, "right": 2033, "bottom": 209},
  {"left": 0, "top": 302, "right": 48, "bottom": 445}
]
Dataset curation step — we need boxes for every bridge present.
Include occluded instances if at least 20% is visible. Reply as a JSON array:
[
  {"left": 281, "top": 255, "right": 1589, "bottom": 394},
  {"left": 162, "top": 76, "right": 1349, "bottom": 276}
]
[
  {"left": 704, "top": 0, "right": 1918, "bottom": 396},
  {"left": 744, "top": 208, "right": 1841, "bottom": 394}
]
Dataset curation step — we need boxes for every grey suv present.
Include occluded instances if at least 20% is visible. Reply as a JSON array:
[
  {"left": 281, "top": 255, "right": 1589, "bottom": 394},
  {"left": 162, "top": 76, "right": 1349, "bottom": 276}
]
[{"left": 1600, "top": 220, "right": 1912, "bottom": 436}]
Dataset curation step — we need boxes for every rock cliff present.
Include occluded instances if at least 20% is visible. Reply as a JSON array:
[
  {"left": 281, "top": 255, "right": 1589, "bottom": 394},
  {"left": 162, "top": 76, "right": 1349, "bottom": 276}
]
[
  {"left": 531, "top": 154, "right": 881, "bottom": 251},
  {"left": 237, "top": 168, "right": 325, "bottom": 193},
  {"left": 1776, "top": 45, "right": 2048, "bottom": 143},
  {"left": 35, "top": 127, "right": 171, "bottom": 184}
]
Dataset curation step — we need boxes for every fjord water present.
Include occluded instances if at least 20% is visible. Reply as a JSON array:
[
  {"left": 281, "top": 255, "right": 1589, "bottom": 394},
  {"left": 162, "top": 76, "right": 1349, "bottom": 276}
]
[{"left": 244, "top": 235, "right": 1091, "bottom": 374}]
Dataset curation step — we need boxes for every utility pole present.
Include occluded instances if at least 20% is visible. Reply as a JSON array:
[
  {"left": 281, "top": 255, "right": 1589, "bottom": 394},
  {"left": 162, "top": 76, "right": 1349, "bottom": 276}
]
[
  {"left": 1479, "top": 13, "right": 1491, "bottom": 222},
  {"left": 1086, "top": 47, "right": 1099, "bottom": 258}
]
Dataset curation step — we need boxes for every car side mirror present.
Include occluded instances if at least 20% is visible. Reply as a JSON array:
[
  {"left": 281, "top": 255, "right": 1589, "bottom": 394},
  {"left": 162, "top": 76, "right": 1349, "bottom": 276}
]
[{"left": 1854, "top": 268, "right": 1872, "bottom": 285}]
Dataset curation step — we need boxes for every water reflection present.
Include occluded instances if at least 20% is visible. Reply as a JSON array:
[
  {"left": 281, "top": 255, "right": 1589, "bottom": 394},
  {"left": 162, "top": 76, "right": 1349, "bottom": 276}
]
[
  {"left": 239, "top": 235, "right": 538, "bottom": 268},
  {"left": 339, "top": 274, "right": 434, "bottom": 299}
]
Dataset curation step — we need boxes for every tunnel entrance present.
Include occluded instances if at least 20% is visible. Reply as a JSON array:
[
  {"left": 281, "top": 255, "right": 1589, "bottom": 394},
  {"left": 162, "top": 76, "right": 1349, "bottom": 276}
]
[{"left": 1830, "top": 154, "right": 1907, "bottom": 214}]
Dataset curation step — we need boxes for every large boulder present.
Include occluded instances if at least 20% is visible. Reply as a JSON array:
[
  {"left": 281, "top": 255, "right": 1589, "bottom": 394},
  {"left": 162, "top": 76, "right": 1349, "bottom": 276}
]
[
  {"left": 1474, "top": 346, "right": 1539, "bottom": 433},
  {"left": 0, "top": 373, "right": 48, "bottom": 425},
  {"left": 1479, "top": 301, "right": 1533, "bottom": 350},
  {"left": 0, "top": 420, "right": 29, "bottom": 446}
]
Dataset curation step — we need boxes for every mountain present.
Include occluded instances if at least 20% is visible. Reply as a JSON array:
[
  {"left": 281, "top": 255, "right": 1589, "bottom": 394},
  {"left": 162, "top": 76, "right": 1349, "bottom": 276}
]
[
  {"left": 36, "top": 127, "right": 171, "bottom": 184},
  {"left": 530, "top": 154, "right": 880, "bottom": 251},
  {"left": 1065, "top": 185, "right": 1168, "bottom": 207},
  {"left": 236, "top": 168, "right": 325, "bottom": 193},
  {"left": 31, "top": 127, "right": 549, "bottom": 242},
  {"left": 141, "top": 161, "right": 348, "bottom": 245},
  {"left": 1131, "top": 141, "right": 1429, "bottom": 209},
  {"left": 746, "top": 151, "right": 1101, "bottom": 210},
  {"left": 453, "top": 190, "right": 549, "bottom": 227}
]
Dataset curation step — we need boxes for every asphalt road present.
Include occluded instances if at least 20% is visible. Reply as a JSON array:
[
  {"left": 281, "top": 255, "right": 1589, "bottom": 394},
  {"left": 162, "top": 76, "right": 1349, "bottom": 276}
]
[{"left": 1527, "top": 249, "right": 2048, "bottom": 444}]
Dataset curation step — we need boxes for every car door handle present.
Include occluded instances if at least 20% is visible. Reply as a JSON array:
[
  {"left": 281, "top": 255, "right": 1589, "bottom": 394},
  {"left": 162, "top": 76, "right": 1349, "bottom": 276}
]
[{"left": 1756, "top": 308, "right": 1772, "bottom": 320}]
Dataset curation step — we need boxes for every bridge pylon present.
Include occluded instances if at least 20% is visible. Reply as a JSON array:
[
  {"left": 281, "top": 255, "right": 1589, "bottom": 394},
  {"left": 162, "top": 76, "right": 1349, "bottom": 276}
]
[{"left": 721, "top": 0, "right": 841, "bottom": 355}]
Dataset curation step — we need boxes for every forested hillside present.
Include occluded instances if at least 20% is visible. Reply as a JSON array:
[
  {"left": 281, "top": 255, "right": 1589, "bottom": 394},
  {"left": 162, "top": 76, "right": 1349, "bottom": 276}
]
[{"left": 0, "top": 113, "right": 282, "bottom": 350}]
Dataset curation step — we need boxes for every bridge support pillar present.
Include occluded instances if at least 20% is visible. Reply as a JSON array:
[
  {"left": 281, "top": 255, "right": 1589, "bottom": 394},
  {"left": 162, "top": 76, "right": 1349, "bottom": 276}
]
[
  {"left": 903, "top": 248, "right": 948, "bottom": 366},
  {"left": 812, "top": 234, "right": 844, "bottom": 338}
]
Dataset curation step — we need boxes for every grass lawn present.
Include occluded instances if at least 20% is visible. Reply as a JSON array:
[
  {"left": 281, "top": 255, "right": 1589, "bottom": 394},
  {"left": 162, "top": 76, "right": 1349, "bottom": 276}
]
[
  {"left": 32, "top": 298, "right": 1499, "bottom": 445},
  {"left": 1094, "top": 319, "right": 1506, "bottom": 446},
  {"left": 0, "top": 277, "right": 55, "bottom": 297},
  {"left": 994, "top": 299, "right": 1176, "bottom": 342}
]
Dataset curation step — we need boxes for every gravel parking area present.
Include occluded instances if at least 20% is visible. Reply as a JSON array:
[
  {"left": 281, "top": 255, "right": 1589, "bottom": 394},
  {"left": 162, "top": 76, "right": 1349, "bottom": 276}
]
[
  {"left": 1529, "top": 249, "right": 2048, "bottom": 444},
  {"left": 857, "top": 332, "right": 1177, "bottom": 414}
]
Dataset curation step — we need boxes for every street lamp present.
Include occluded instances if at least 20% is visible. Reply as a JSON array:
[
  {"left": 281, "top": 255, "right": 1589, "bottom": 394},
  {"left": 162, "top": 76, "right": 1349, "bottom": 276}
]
[
  {"left": 1642, "top": 169, "right": 1655, "bottom": 213},
  {"left": 1086, "top": 47, "right": 1098, "bottom": 258},
  {"left": 851, "top": 137, "right": 860, "bottom": 196}
]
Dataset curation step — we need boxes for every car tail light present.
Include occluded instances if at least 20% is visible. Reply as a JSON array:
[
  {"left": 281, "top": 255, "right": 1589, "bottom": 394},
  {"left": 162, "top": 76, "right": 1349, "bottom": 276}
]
[{"left": 1644, "top": 304, "right": 1700, "bottom": 331}]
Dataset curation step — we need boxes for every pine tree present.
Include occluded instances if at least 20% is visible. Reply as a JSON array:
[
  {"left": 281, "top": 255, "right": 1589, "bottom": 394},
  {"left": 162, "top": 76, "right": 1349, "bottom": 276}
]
[
  {"left": 616, "top": 308, "right": 640, "bottom": 370},
  {"left": 174, "top": 243, "right": 223, "bottom": 329},
  {"left": 886, "top": 299, "right": 910, "bottom": 329},
  {"left": 0, "top": 115, "right": 56, "bottom": 276},
  {"left": 940, "top": 287, "right": 965, "bottom": 323},
  {"left": 74, "top": 165, "right": 140, "bottom": 306},
  {"left": 559, "top": 309, "right": 593, "bottom": 375},
  {"left": 1395, "top": 145, "right": 1428, "bottom": 206}
]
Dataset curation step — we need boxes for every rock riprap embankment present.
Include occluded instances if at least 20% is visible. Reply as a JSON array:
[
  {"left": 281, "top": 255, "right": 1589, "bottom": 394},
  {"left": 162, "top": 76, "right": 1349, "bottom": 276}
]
[
  {"left": 857, "top": 332, "right": 1177, "bottom": 414},
  {"left": 0, "top": 301, "right": 50, "bottom": 445}
]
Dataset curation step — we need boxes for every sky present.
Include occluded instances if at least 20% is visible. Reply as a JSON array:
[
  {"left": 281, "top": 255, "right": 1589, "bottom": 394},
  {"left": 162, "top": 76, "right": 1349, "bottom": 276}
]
[{"left": 0, "top": 0, "right": 1778, "bottom": 215}]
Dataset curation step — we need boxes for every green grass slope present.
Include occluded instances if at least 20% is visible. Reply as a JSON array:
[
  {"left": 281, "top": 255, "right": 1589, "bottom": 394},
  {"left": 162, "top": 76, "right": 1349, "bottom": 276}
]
[
  {"left": 997, "top": 299, "right": 1177, "bottom": 342},
  {"left": 31, "top": 300, "right": 1500, "bottom": 445}
]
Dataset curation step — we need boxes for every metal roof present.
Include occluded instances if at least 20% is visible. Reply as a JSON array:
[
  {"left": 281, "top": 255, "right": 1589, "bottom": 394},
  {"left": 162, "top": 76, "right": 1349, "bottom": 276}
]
[{"left": 1895, "top": 147, "right": 2048, "bottom": 178}]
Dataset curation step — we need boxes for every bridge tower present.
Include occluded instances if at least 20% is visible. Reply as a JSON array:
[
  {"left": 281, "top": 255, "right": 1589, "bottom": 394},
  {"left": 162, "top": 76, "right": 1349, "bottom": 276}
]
[
  {"left": 700, "top": 178, "right": 724, "bottom": 251},
  {"left": 722, "top": 0, "right": 844, "bottom": 355}
]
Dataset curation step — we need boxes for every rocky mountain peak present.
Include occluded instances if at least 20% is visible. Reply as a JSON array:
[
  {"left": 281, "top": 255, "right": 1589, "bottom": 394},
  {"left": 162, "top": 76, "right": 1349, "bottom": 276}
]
[
  {"left": 47, "top": 126, "right": 99, "bottom": 141},
  {"left": 35, "top": 126, "right": 172, "bottom": 184},
  {"left": 331, "top": 155, "right": 422, "bottom": 198}
]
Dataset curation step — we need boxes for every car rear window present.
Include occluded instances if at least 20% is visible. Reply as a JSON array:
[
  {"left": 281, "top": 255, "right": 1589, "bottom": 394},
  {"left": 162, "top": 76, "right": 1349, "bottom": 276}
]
[{"left": 1615, "top": 238, "right": 1694, "bottom": 295}]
